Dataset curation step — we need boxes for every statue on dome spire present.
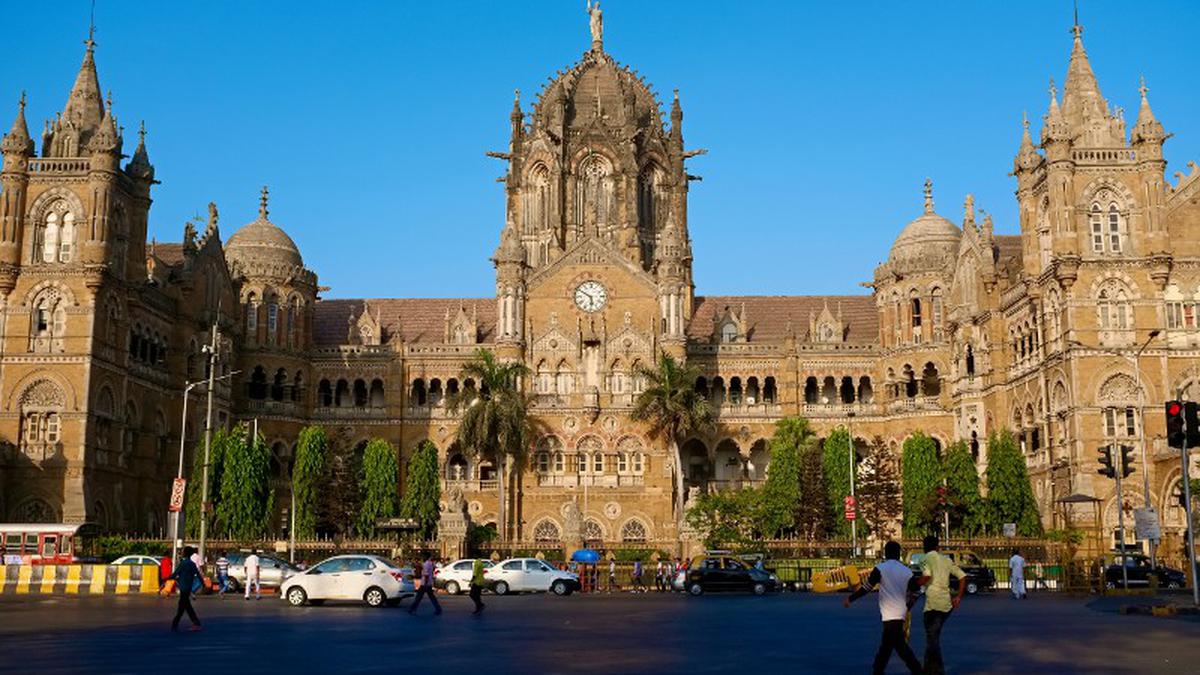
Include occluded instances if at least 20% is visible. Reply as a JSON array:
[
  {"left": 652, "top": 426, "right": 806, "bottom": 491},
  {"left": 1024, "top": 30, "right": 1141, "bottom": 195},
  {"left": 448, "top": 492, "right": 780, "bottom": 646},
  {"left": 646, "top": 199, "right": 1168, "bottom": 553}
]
[
  {"left": 923, "top": 178, "right": 934, "bottom": 214},
  {"left": 586, "top": 0, "right": 603, "bottom": 51}
]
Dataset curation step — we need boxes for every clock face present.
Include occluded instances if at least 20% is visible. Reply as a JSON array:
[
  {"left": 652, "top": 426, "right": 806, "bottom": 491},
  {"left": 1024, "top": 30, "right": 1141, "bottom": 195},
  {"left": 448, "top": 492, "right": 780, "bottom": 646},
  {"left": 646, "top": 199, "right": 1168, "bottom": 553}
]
[{"left": 573, "top": 281, "right": 608, "bottom": 313}]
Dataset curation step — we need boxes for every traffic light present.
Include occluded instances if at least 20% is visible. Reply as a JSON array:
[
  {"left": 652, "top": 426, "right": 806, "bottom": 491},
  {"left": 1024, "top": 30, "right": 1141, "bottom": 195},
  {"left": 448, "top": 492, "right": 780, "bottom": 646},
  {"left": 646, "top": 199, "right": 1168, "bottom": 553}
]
[
  {"left": 1097, "top": 446, "right": 1115, "bottom": 478},
  {"left": 1167, "top": 401, "right": 1186, "bottom": 449},
  {"left": 1118, "top": 445, "right": 1136, "bottom": 479},
  {"left": 1186, "top": 401, "right": 1200, "bottom": 447}
]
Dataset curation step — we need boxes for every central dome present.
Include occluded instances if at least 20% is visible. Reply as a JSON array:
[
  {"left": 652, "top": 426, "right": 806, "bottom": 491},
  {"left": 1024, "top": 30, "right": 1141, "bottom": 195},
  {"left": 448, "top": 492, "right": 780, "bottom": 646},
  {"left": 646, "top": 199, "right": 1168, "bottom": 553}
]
[
  {"left": 225, "top": 187, "right": 304, "bottom": 271},
  {"left": 887, "top": 181, "right": 961, "bottom": 274}
]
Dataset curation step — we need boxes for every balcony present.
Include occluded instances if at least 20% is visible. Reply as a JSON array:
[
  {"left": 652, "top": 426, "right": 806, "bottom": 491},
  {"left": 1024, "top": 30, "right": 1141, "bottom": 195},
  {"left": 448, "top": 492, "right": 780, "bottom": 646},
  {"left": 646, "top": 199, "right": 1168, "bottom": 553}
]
[
  {"left": 801, "top": 402, "right": 879, "bottom": 417},
  {"left": 535, "top": 474, "right": 645, "bottom": 488},
  {"left": 28, "top": 157, "right": 90, "bottom": 174},
  {"left": 313, "top": 406, "right": 390, "bottom": 420},
  {"left": 712, "top": 401, "right": 784, "bottom": 418},
  {"left": 245, "top": 399, "right": 299, "bottom": 415}
]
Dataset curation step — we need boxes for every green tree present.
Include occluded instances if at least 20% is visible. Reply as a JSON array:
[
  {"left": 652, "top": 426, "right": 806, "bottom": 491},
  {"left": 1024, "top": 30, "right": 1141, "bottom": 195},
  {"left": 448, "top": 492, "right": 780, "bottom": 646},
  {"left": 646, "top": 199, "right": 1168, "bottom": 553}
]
[
  {"left": 183, "top": 428, "right": 231, "bottom": 538},
  {"left": 821, "top": 427, "right": 854, "bottom": 538},
  {"left": 399, "top": 440, "right": 441, "bottom": 540},
  {"left": 358, "top": 439, "right": 400, "bottom": 538},
  {"left": 942, "top": 440, "right": 986, "bottom": 536},
  {"left": 631, "top": 352, "right": 714, "bottom": 537},
  {"left": 291, "top": 425, "right": 327, "bottom": 539},
  {"left": 319, "top": 427, "right": 363, "bottom": 536},
  {"left": 985, "top": 430, "right": 1043, "bottom": 536},
  {"left": 685, "top": 488, "right": 762, "bottom": 550},
  {"left": 796, "top": 441, "right": 828, "bottom": 539},
  {"left": 448, "top": 348, "right": 530, "bottom": 542},
  {"left": 216, "top": 427, "right": 273, "bottom": 540},
  {"left": 856, "top": 436, "right": 902, "bottom": 539},
  {"left": 901, "top": 431, "right": 941, "bottom": 536},
  {"left": 758, "top": 417, "right": 815, "bottom": 537}
]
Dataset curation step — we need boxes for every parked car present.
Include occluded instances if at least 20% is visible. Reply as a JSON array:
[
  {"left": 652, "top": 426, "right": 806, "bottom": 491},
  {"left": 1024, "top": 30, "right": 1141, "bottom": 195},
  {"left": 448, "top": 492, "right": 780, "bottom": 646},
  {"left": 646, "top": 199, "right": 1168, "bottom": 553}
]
[
  {"left": 908, "top": 550, "right": 995, "bottom": 594},
  {"left": 281, "top": 554, "right": 415, "bottom": 607},
  {"left": 485, "top": 558, "right": 580, "bottom": 596},
  {"left": 110, "top": 554, "right": 164, "bottom": 567},
  {"left": 680, "top": 554, "right": 778, "bottom": 596},
  {"left": 435, "top": 558, "right": 494, "bottom": 595},
  {"left": 1104, "top": 553, "right": 1186, "bottom": 589},
  {"left": 222, "top": 551, "right": 299, "bottom": 591}
]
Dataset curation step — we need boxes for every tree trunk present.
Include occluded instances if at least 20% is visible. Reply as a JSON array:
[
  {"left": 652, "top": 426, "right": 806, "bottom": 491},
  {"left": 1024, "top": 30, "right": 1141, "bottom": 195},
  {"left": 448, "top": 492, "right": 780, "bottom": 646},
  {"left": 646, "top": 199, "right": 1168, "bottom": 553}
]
[
  {"left": 498, "top": 454, "right": 506, "bottom": 543},
  {"left": 671, "top": 437, "right": 684, "bottom": 538}
]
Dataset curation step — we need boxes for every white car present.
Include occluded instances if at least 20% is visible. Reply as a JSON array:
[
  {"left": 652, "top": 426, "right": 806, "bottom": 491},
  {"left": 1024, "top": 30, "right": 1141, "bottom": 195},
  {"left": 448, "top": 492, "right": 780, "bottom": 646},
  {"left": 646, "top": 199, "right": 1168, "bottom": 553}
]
[
  {"left": 435, "top": 558, "right": 493, "bottom": 595},
  {"left": 485, "top": 557, "right": 581, "bottom": 596},
  {"left": 111, "top": 555, "right": 163, "bottom": 567},
  {"left": 281, "top": 554, "right": 415, "bottom": 607}
]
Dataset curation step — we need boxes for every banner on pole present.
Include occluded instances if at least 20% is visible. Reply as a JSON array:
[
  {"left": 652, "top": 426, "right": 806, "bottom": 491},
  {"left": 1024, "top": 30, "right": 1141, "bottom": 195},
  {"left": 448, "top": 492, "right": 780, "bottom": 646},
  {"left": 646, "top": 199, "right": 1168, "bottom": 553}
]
[
  {"left": 844, "top": 495, "right": 856, "bottom": 521},
  {"left": 168, "top": 478, "right": 187, "bottom": 512},
  {"left": 1133, "top": 507, "right": 1161, "bottom": 541}
]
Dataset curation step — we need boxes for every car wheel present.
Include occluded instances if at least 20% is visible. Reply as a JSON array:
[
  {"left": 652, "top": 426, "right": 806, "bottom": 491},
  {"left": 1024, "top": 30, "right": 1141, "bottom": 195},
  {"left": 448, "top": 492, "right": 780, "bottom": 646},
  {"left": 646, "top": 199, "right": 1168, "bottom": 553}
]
[
  {"left": 364, "top": 586, "right": 386, "bottom": 607},
  {"left": 494, "top": 580, "right": 509, "bottom": 596},
  {"left": 551, "top": 580, "right": 569, "bottom": 596},
  {"left": 1167, "top": 580, "right": 1182, "bottom": 589},
  {"left": 286, "top": 587, "right": 307, "bottom": 607},
  {"left": 752, "top": 582, "right": 766, "bottom": 596},
  {"left": 446, "top": 581, "right": 460, "bottom": 595},
  {"left": 226, "top": 579, "right": 240, "bottom": 593},
  {"left": 966, "top": 581, "right": 979, "bottom": 595},
  {"left": 688, "top": 582, "right": 704, "bottom": 596}
]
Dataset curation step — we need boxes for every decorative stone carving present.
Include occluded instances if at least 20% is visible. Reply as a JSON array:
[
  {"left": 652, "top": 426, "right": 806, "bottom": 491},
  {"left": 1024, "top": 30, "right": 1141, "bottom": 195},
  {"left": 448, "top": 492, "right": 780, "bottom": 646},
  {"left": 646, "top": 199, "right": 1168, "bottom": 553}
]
[{"left": 19, "top": 379, "right": 65, "bottom": 408}]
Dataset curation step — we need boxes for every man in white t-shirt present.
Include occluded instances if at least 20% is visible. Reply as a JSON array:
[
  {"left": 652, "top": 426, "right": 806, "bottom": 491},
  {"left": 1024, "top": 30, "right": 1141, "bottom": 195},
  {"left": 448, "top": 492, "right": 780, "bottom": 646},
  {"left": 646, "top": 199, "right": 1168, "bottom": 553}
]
[
  {"left": 244, "top": 552, "right": 261, "bottom": 600},
  {"left": 1008, "top": 548, "right": 1027, "bottom": 599},
  {"left": 845, "top": 541, "right": 922, "bottom": 675}
]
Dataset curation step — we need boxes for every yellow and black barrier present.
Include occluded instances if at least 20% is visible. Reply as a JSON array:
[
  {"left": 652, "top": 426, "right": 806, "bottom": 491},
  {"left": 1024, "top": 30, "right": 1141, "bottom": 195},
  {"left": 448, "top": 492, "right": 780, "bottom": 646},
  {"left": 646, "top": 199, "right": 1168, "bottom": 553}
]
[{"left": 0, "top": 564, "right": 160, "bottom": 595}]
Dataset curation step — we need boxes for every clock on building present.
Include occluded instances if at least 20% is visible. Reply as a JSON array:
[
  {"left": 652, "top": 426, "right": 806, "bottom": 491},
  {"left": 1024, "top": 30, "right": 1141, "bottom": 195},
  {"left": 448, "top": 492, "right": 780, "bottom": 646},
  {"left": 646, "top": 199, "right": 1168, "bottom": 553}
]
[{"left": 573, "top": 280, "right": 608, "bottom": 312}]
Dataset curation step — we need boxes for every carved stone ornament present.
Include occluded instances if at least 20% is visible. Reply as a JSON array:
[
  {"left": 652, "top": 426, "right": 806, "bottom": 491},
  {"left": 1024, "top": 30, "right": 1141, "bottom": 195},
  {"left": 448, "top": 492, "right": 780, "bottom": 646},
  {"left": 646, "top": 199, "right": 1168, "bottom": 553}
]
[
  {"left": 604, "top": 501, "right": 621, "bottom": 519},
  {"left": 20, "top": 379, "right": 66, "bottom": 408}
]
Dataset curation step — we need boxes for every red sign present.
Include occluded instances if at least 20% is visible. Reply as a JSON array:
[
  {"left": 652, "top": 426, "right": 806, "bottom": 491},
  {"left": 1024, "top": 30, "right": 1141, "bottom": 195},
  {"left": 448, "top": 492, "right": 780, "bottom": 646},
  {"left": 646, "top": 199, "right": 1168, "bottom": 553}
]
[
  {"left": 844, "top": 495, "right": 856, "bottom": 521},
  {"left": 168, "top": 478, "right": 187, "bottom": 512}
]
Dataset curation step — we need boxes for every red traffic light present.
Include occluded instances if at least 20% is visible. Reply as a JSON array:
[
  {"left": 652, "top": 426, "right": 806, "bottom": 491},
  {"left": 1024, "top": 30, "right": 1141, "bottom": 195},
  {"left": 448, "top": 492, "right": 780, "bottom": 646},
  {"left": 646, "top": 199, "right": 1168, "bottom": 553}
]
[{"left": 1168, "top": 402, "right": 1183, "bottom": 416}]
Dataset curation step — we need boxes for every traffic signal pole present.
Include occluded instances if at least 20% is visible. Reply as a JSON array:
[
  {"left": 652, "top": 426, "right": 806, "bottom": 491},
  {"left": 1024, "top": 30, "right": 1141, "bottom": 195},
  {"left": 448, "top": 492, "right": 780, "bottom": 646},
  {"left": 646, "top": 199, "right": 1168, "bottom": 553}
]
[
  {"left": 1182, "top": 432, "right": 1198, "bottom": 606},
  {"left": 1115, "top": 443, "right": 1129, "bottom": 591}
]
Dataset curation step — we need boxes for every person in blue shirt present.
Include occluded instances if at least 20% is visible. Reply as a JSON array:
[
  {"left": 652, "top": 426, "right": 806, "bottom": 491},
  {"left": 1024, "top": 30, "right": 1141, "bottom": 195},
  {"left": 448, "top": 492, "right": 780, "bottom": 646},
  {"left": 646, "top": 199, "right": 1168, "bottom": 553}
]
[{"left": 167, "top": 546, "right": 203, "bottom": 631}]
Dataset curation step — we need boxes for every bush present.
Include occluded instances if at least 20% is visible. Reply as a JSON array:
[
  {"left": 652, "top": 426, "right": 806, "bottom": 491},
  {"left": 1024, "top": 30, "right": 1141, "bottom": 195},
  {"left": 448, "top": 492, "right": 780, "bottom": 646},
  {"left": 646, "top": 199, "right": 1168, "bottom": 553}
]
[{"left": 91, "top": 536, "right": 170, "bottom": 562}]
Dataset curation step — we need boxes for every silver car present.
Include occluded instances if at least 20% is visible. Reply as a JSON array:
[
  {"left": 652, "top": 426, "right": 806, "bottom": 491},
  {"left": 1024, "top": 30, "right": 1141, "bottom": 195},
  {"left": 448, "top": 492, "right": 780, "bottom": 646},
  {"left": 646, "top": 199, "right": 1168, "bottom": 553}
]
[{"left": 222, "top": 552, "right": 298, "bottom": 591}]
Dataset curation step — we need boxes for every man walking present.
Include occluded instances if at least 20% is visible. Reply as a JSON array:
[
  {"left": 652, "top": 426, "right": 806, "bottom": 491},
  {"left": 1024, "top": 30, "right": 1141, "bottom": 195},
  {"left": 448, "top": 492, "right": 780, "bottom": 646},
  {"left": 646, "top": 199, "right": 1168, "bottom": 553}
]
[
  {"left": 215, "top": 553, "right": 230, "bottom": 596},
  {"left": 655, "top": 560, "right": 665, "bottom": 592},
  {"left": 1009, "top": 548, "right": 1027, "bottom": 599},
  {"left": 409, "top": 553, "right": 442, "bottom": 615},
  {"left": 469, "top": 558, "right": 486, "bottom": 615},
  {"left": 167, "top": 546, "right": 203, "bottom": 632},
  {"left": 844, "top": 541, "right": 922, "bottom": 675},
  {"left": 608, "top": 558, "right": 617, "bottom": 593},
  {"left": 632, "top": 560, "right": 645, "bottom": 593},
  {"left": 917, "top": 535, "right": 967, "bottom": 675},
  {"left": 243, "top": 551, "right": 261, "bottom": 600}
]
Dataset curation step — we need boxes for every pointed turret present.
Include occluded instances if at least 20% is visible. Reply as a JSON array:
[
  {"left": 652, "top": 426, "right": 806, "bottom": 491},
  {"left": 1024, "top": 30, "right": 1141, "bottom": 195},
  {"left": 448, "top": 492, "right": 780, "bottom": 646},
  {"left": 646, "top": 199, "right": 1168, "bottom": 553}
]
[
  {"left": 1014, "top": 111, "right": 1040, "bottom": 172},
  {"left": 1131, "top": 76, "right": 1166, "bottom": 145},
  {"left": 1, "top": 93, "right": 34, "bottom": 160},
  {"left": 49, "top": 33, "right": 105, "bottom": 156},
  {"left": 669, "top": 88, "right": 683, "bottom": 150},
  {"left": 1060, "top": 25, "right": 1106, "bottom": 129},
  {"left": 86, "top": 91, "right": 121, "bottom": 157},
  {"left": 1041, "top": 79, "right": 1069, "bottom": 145},
  {"left": 125, "top": 121, "right": 155, "bottom": 181}
]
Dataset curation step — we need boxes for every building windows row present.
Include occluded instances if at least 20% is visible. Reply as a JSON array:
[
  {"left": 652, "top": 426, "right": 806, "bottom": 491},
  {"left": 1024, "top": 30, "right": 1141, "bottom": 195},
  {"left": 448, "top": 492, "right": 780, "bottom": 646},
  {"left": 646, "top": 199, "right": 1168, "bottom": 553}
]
[
  {"left": 317, "top": 377, "right": 384, "bottom": 408},
  {"left": 244, "top": 292, "right": 303, "bottom": 349},
  {"left": 802, "top": 375, "right": 873, "bottom": 405},
  {"left": 1089, "top": 201, "right": 1125, "bottom": 255},
  {"left": 410, "top": 378, "right": 477, "bottom": 407},
  {"left": 32, "top": 204, "right": 76, "bottom": 264},
  {"left": 129, "top": 325, "right": 167, "bottom": 368},
  {"left": 29, "top": 292, "right": 67, "bottom": 354},
  {"left": 889, "top": 287, "right": 945, "bottom": 347},
  {"left": 248, "top": 366, "right": 306, "bottom": 403},
  {"left": 533, "top": 450, "right": 646, "bottom": 475},
  {"left": 696, "top": 376, "right": 779, "bottom": 406},
  {"left": 885, "top": 364, "right": 939, "bottom": 399}
]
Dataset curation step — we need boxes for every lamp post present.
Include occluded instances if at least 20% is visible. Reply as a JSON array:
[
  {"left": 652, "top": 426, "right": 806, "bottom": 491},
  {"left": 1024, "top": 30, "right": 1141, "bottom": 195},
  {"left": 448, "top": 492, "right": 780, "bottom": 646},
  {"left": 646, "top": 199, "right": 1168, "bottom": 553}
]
[
  {"left": 847, "top": 411, "right": 857, "bottom": 557},
  {"left": 197, "top": 322, "right": 220, "bottom": 565}
]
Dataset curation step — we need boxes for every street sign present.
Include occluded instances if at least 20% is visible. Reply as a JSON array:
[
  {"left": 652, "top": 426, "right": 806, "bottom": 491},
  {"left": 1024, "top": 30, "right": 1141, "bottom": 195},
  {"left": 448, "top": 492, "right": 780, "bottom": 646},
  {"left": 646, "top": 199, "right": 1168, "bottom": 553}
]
[
  {"left": 1133, "top": 507, "right": 1160, "bottom": 541},
  {"left": 844, "top": 495, "right": 856, "bottom": 521},
  {"left": 168, "top": 478, "right": 186, "bottom": 512},
  {"left": 1002, "top": 523, "right": 1017, "bottom": 538}
]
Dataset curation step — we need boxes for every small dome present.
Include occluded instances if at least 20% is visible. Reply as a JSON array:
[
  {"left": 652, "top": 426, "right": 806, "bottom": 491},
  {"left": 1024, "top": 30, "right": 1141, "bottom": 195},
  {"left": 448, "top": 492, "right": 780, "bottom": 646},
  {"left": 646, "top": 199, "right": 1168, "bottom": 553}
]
[
  {"left": 887, "top": 181, "right": 961, "bottom": 274},
  {"left": 224, "top": 187, "right": 303, "bottom": 270}
]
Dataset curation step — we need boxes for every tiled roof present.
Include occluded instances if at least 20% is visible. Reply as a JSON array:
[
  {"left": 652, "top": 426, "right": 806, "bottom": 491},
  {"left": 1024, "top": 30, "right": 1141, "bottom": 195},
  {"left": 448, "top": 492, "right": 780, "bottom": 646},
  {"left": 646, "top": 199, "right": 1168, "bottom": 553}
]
[
  {"left": 312, "top": 298, "right": 497, "bottom": 347},
  {"left": 688, "top": 295, "right": 878, "bottom": 343},
  {"left": 150, "top": 242, "right": 185, "bottom": 267},
  {"left": 994, "top": 235, "right": 1023, "bottom": 267}
]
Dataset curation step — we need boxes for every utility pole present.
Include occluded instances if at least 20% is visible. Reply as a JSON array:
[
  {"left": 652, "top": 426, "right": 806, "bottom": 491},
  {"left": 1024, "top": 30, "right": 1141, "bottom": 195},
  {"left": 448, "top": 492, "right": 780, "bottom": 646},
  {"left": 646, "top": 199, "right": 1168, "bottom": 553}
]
[
  {"left": 847, "top": 412, "right": 857, "bottom": 557},
  {"left": 197, "top": 321, "right": 219, "bottom": 565},
  {"left": 1131, "top": 330, "right": 1160, "bottom": 568},
  {"left": 1114, "top": 443, "right": 1129, "bottom": 591},
  {"left": 171, "top": 380, "right": 202, "bottom": 565}
]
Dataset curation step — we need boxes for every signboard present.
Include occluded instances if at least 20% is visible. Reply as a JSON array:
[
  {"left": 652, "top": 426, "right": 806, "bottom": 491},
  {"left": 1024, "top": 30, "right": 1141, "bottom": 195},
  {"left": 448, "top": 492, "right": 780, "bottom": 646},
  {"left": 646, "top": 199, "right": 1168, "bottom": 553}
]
[
  {"left": 168, "top": 478, "right": 187, "bottom": 512},
  {"left": 844, "top": 495, "right": 856, "bottom": 521},
  {"left": 376, "top": 517, "right": 419, "bottom": 531},
  {"left": 1133, "top": 507, "right": 1161, "bottom": 541},
  {"left": 1002, "top": 523, "right": 1017, "bottom": 538}
]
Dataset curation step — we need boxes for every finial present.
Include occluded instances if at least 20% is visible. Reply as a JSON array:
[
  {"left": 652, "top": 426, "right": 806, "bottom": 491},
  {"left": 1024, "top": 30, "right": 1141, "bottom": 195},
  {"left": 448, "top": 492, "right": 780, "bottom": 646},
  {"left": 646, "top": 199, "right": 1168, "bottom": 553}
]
[
  {"left": 1048, "top": 77, "right": 1057, "bottom": 102},
  {"left": 923, "top": 178, "right": 933, "bottom": 213},
  {"left": 1139, "top": 75, "right": 1149, "bottom": 100},
  {"left": 1072, "top": 0, "right": 1081, "bottom": 38},
  {"left": 18, "top": 91, "right": 26, "bottom": 114},
  {"left": 964, "top": 194, "right": 975, "bottom": 222},
  {"left": 1022, "top": 110, "right": 1029, "bottom": 131},
  {"left": 86, "top": 0, "right": 97, "bottom": 50},
  {"left": 259, "top": 185, "right": 269, "bottom": 219},
  {"left": 137, "top": 120, "right": 146, "bottom": 144},
  {"left": 514, "top": 88, "right": 520, "bottom": 104},
  {"left": 673, "top": 88, "right": 679, "bottom": 102},
  {"left": 105, "top": 90, "right": 112, "bottom": 109}
]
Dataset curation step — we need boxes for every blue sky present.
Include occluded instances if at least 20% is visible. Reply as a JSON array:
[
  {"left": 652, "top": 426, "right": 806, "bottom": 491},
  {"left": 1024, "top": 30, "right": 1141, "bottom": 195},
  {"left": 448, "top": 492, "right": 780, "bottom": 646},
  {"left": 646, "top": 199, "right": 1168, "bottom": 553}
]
[{"left": 4, "top": 1, "right": 1198, "bottom": 299}]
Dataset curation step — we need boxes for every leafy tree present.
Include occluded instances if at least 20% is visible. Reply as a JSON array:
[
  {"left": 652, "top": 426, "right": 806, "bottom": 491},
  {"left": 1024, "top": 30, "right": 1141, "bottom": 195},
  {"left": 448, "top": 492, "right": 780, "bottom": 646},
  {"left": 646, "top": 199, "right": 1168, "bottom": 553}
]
[
  {"left": 821, "top": 427, "right": 854, "bottom": 538},
  {"left": 759, "top": 417, "right": 815, "bottom": 537},
  {"left": 856, "top": 436, "right": 902, "bottom": 539},
  {"left": 216, "top": 427, "right": 273, "bottom": 540},
  {"left": 291, "top": 425, "right": 327, "bottom": 539},
  {"left": 448, "top": 348, "right": 530, "bottom": 542},
  {"left": 942, "top": 440, "right": 986, "bottom": 536},
  {"left": 399, "top": 440, "right": 441, "bottom": 540},
  {"left": 685, "top": 489, "right": 762, "bottom": 550},
  {"left": 358, "top": 439, "right": 400, "bottom": 538},
  {"left": 796, "top": 441, "right": 829, "bottom": 539},
  {"left": 631, "top": 352, "right": 714, "bottom": 536},
  {"left": 183, "top": 428, "right": 231, "bottom": 538},
  {"left": 319, "top": 427, "right": 363, "bottom": 536},
  {"left": 985, "top": 430, "right": 1043, "bottom": 536},
  {"left": 901, "top": 431, "right": 941, "bottom": 536}
]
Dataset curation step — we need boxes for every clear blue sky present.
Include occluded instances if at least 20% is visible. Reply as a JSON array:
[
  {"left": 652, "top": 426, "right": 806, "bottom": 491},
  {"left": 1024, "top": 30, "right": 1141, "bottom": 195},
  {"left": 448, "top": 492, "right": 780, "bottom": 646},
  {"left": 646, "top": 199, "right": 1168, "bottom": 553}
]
[{"left": 4, "top": 1, "right": 1199, "bottom": 300}]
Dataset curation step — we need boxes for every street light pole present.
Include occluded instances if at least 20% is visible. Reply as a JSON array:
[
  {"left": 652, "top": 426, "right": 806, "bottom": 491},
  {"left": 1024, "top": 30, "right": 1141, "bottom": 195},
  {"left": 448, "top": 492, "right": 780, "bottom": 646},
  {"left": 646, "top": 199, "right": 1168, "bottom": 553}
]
[
  {"left": 171, "top": 380, "right": 202, "bottom": 565},
  {"left": 197, "top": 321, "right": 219, "bottom": 564},
  {"left": 1130, "top": 330, "right": 1161, "bottom": 568},
  {"left": 847, "top": 412, "right": 857, "bottom": 557}
]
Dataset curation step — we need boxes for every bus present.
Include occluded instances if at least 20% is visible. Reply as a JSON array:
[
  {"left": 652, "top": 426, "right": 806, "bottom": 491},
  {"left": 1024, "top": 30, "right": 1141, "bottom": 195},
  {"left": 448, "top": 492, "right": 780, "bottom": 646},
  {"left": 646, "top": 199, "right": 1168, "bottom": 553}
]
[{"left": 0, "top": 523, "right": 101, "bottom": 564}]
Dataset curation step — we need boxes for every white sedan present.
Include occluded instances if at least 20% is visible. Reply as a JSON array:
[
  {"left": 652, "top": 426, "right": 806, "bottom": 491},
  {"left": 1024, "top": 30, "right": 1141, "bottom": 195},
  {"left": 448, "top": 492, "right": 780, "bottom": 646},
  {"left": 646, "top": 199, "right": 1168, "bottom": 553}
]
[
  {"left": 281, "top": 554, "right": 415, "bottom": 607},
  {"left": 435, "top": 558, "right": 493, "bottom": 595},
  {"left": 485, "top": 558, "right": 581, "bottom": 596}
]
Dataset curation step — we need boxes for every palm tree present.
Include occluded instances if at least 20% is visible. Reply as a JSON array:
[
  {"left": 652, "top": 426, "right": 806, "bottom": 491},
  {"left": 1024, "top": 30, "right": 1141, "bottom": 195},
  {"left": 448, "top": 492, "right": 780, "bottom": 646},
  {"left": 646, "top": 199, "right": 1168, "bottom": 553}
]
[
  {"left": 631, "top": 352, "right": 713, "bottom": 538},
  {"left": 447, "top": 348, "right": 530, "bottom": 543}
]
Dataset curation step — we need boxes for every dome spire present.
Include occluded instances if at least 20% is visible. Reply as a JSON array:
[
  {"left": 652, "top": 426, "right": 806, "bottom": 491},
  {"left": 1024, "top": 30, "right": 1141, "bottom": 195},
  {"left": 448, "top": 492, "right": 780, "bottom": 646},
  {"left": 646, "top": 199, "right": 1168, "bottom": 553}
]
[
  {"left": 61, "top": 24, "right": 105, "bottom": 141},
  {"left": 259, "top": 185, "right": 270, "bottom": 219},
  {"left": 923, "top": 178, "right": 934, "bottom": 214}
]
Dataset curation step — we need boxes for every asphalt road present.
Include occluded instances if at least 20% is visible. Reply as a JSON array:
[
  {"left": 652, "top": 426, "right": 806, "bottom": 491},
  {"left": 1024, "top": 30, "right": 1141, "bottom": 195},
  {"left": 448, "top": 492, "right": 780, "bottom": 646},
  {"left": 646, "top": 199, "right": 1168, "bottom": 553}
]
[{"left": 0, "top": 590, "right": 1196, "bottom": 674}]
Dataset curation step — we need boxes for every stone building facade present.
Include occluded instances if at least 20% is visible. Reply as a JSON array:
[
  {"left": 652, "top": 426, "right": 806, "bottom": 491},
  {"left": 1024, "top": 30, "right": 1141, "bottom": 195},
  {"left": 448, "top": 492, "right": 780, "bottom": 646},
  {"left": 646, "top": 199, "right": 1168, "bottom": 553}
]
[{"left": 2, "top": 18, "right": 1198, "bottom": 554}]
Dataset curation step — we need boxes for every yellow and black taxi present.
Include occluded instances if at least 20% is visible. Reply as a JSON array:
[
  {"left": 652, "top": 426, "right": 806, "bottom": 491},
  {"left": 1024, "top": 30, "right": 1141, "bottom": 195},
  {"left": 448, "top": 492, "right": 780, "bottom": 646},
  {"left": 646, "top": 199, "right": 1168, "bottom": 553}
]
[{"left": 677, "top": 554, "right": 779, "bottom": 596}]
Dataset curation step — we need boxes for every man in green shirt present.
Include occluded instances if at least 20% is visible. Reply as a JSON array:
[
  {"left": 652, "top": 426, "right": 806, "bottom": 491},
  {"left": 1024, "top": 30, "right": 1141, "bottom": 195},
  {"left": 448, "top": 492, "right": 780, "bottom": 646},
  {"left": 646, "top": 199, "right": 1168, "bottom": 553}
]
[
  {"left": 469, "top": 558, "right": 487, "bottom": 615},
  {"left": 918, "top": 535, "right": 967, "bottom": 675}
]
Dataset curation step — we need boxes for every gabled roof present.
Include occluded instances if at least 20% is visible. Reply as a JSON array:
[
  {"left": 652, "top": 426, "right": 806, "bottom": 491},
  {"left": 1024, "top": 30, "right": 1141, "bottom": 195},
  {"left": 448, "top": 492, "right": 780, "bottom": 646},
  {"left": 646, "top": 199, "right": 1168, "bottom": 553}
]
[{"left": 687, "top": 295, "right": 878, "bottom": 344}]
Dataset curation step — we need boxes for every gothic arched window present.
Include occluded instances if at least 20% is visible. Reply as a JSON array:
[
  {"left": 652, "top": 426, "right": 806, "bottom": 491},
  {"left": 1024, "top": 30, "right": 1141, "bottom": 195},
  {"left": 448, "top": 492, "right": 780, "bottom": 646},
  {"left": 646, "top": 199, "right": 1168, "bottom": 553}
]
[
  {"left": 244, "top": 293, "right": 258, "bottom": 338},
  {"left": 29, "top": 289, "right": 67, "bottom": 354},
  {"left": 620, "top": 519, "right": 648, "bottom": 543},
  {"left": 533, "top": 519, "right": 561, "bottom": 543},
  {"left": 576, "top": 154, "right": 613, "bottom": 233}
]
